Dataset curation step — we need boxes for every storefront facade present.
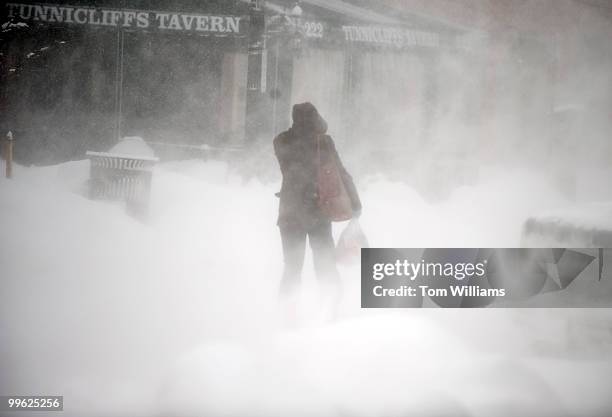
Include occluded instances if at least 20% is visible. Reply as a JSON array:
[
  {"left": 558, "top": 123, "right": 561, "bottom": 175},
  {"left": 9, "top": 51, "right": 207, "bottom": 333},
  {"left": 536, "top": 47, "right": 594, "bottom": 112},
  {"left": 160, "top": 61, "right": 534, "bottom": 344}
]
[{"left": 1, "top": 0, "right": 464, "bottom": 164}]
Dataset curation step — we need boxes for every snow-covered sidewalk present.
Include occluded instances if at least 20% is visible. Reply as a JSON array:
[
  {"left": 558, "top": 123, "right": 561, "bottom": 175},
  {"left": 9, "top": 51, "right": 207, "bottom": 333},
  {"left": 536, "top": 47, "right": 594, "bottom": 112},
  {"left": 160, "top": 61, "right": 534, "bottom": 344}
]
[{"left": 1, "top": 160, "right": 611, "bottom": 417}]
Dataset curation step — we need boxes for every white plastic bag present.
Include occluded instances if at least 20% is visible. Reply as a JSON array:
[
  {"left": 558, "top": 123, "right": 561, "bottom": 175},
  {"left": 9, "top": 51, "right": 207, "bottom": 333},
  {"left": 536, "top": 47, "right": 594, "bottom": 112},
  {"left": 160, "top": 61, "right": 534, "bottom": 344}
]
[{"left": 336, "top": 219, "right": 369, "bottom": 265}]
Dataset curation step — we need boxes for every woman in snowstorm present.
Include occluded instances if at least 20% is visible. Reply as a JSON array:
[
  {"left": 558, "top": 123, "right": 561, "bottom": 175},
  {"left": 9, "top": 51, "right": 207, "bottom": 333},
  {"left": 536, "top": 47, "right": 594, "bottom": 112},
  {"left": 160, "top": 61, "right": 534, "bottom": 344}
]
[{"left": 273, "top": 102, "right": 362, "bottom": 303}]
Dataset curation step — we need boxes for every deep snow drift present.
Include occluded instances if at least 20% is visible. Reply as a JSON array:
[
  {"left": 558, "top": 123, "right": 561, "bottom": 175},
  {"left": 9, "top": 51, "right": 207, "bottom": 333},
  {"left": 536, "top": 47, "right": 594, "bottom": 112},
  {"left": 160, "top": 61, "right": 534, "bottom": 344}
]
[{"left": 1, "top": 159, "right": 611, "bottom": 417}]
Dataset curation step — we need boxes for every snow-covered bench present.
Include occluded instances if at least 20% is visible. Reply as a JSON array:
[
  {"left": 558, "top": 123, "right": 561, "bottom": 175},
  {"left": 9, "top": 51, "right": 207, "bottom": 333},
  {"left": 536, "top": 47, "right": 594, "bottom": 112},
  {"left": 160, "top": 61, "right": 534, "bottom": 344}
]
[
  {"left": 521, "top": 204, "right": 612, "bottom": 281},
  {"left": 521, "top": 203, "right": 612, "bottom": 248},
  {"left": 86, "top": 151, "right": 158, "bottom": 216}
]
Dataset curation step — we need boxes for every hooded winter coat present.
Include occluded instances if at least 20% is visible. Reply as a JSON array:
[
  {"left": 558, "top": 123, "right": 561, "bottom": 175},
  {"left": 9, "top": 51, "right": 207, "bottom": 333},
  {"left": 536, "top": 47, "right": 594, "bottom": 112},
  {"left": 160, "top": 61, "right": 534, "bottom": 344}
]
[{"left": 273, "top": 102, "right": 362, "bottom": 228}]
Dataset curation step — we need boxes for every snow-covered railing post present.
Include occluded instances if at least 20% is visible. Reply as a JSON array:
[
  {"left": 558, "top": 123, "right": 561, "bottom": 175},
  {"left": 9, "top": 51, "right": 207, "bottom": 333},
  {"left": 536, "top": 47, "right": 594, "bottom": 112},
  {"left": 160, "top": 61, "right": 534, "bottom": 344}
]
[{"left": 2, "top": 131, "right": 14, "bottom": 179}]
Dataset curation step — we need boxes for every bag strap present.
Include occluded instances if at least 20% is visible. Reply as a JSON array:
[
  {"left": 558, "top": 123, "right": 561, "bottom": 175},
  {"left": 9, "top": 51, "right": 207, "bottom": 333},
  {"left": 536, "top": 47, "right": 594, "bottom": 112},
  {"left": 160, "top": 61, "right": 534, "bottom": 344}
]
[{"left": 316, "top": 134, "right": 321, "bottom": 169}]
